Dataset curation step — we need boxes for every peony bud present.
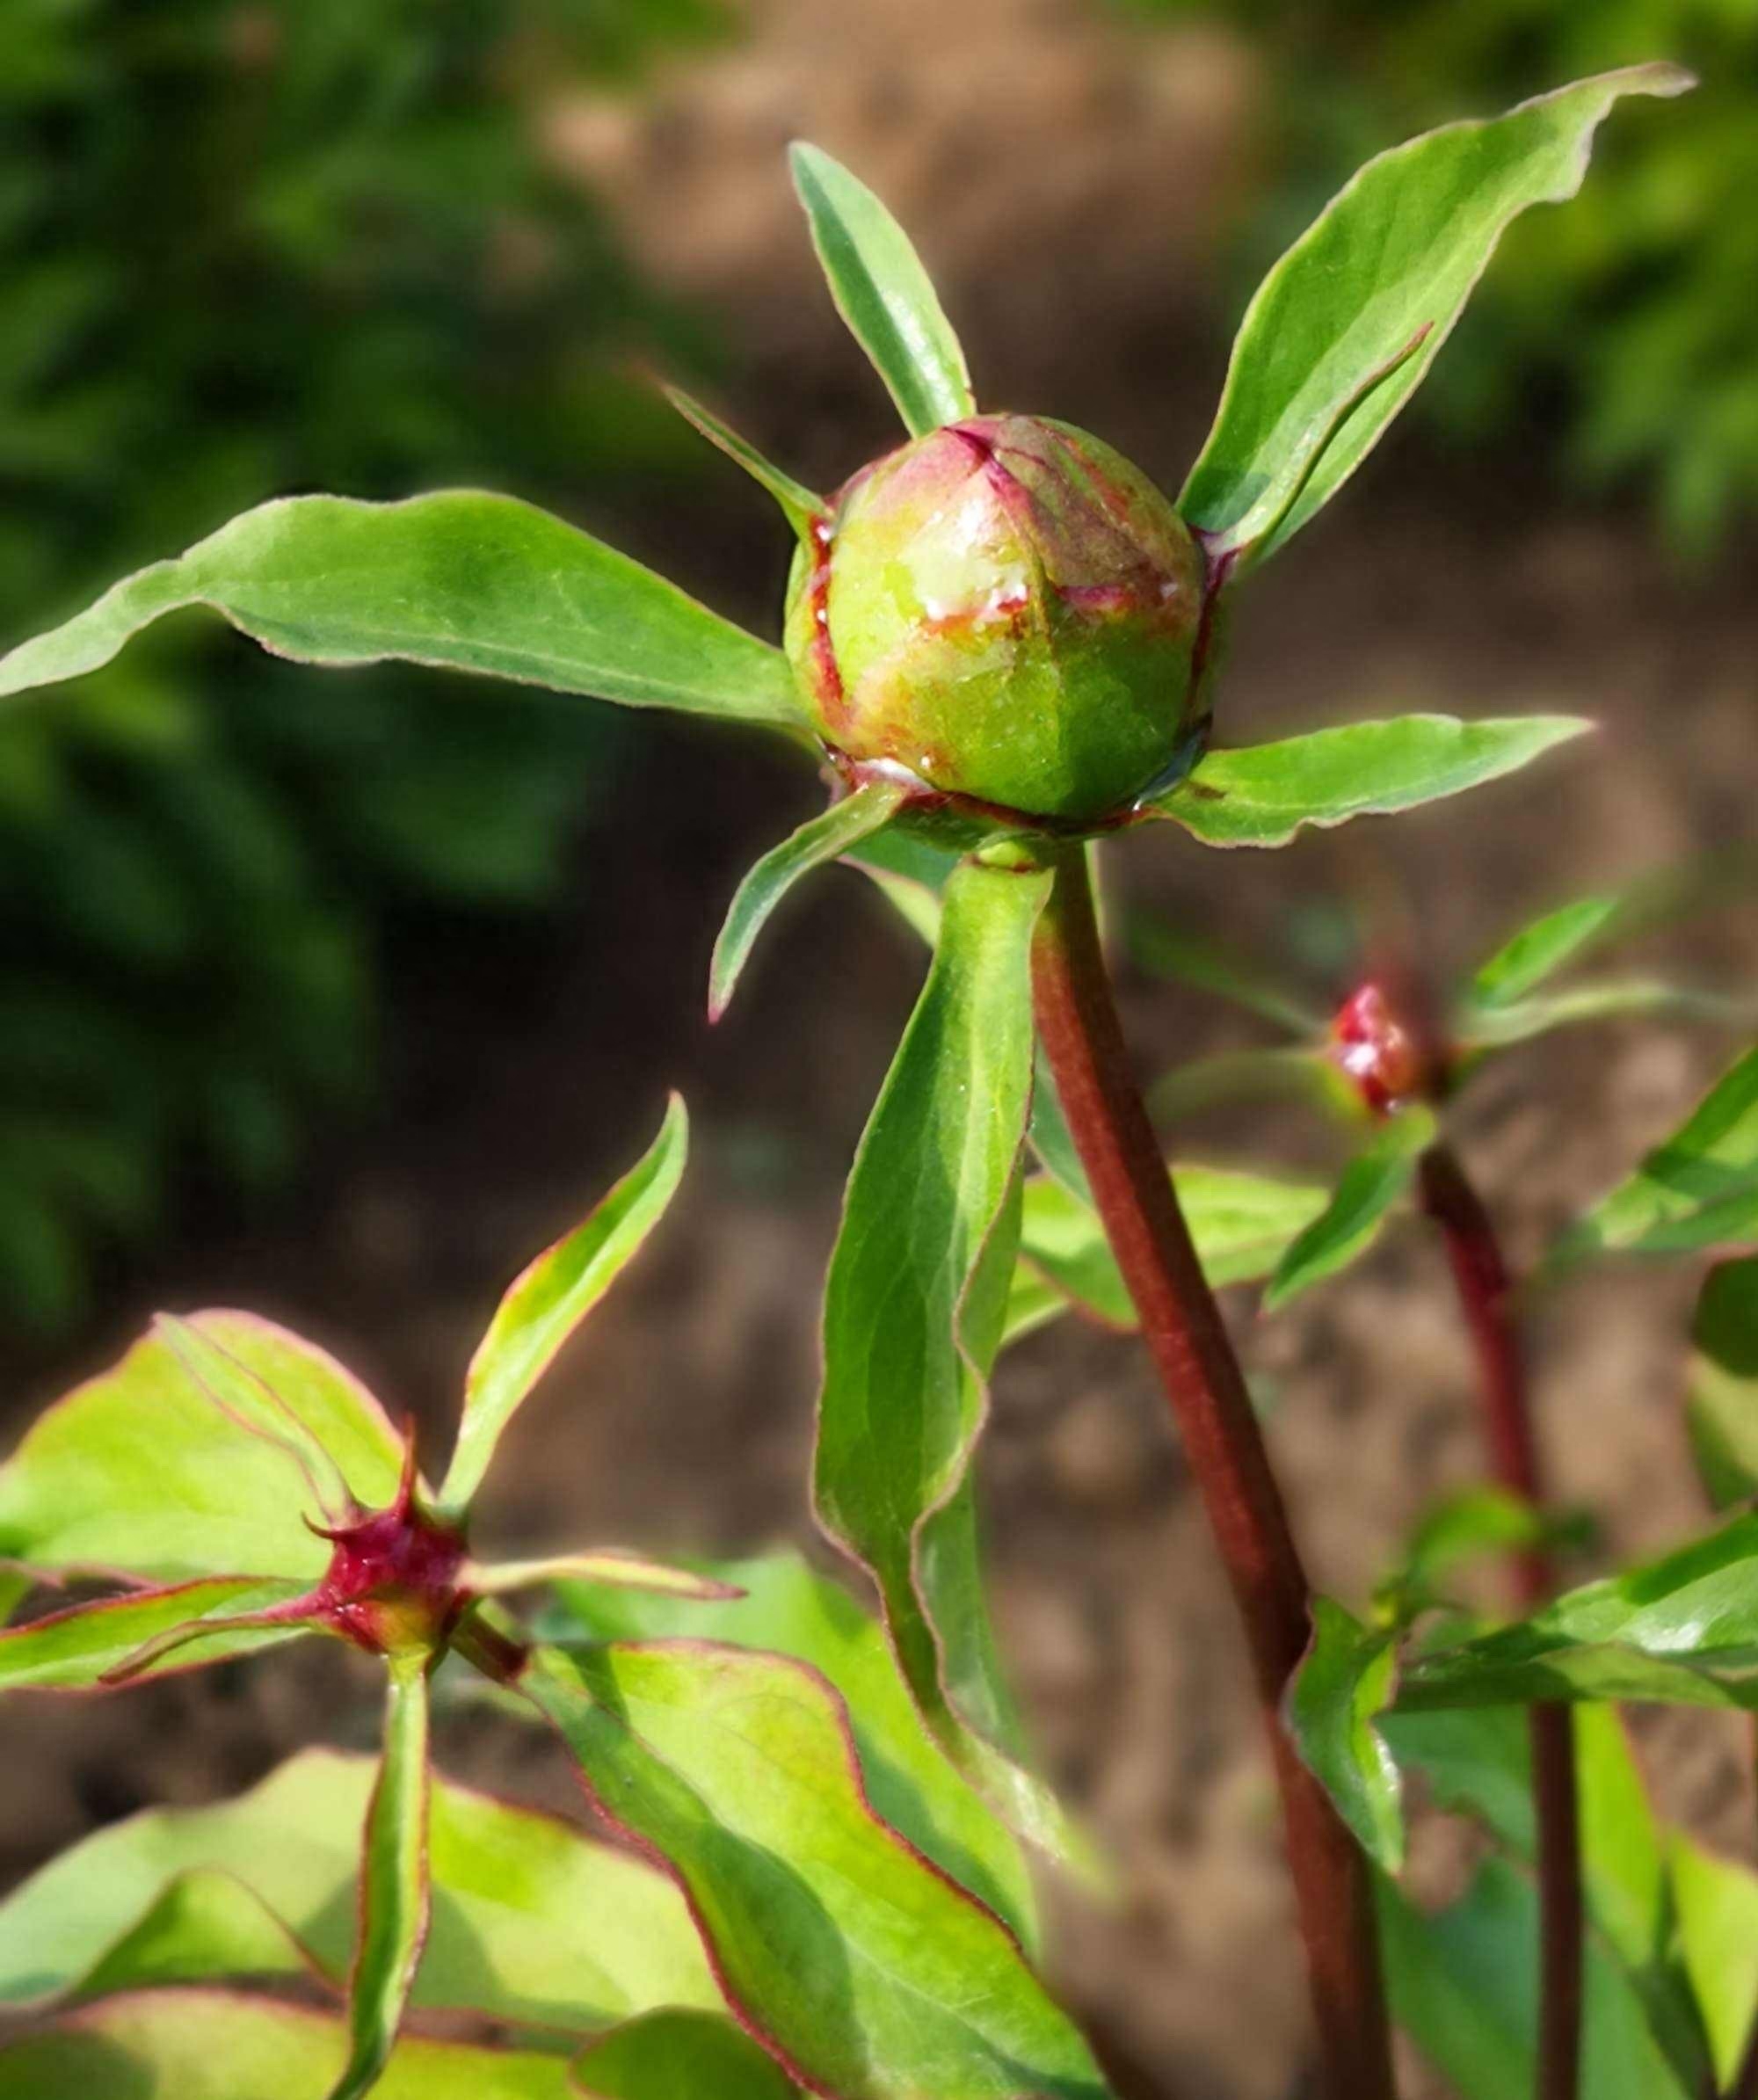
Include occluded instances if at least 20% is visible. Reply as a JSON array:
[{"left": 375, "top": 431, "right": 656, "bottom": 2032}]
[{"left": 786, "top": 415, "right": 1208, "bottom": 823}]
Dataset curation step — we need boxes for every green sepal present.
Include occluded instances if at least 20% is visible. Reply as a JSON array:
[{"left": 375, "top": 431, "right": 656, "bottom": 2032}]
[
  {"left": 665, "top": 385, "right": 822, "bottom": 542},
  {"left": 1265, "top": 1107, "right": 1435, "bottom": 1310}
]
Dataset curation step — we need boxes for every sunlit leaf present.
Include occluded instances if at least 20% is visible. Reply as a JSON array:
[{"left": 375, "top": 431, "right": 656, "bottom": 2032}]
[
  {"left": 71, "top": 1871, "right": 316, "bottom": 2002},
  {"left": 709, "top": 780, "right": 908, "bottom": 1021},
  {"left": 789, "top": 144, "right": 976, "bottom": 439},
  {"left": 0, "top": 1316, "right": 403, "bottom": 1584},
  {"left": 1686, "top": 1256, "right": 1758, "bottom": 1509},
  {"left": 664, "top": 386, "right": 821, "bottom": 541},
  {"left": 466, "top": 1551, "right": 740, "bottom": 1602},
  {"left": 0, "top": 1991, "right": 577, "bottom": 2100},
  {"left": 1286, "top": 1599, "right": 1402, "bottom": 1871},
  {"left": 1151, "top": 716, "right": 1589, "bottom": 847},
  {"left": 1562, "top": 1046, "right": 1758, "bottom": 1261},
  {"left": 440, "top": 1098, "right": 686, "bottom": 1512},
  {"left": 814, "top": 855, "right": 1093, "bottom": 1867},
  {"left": 543, "top": 1549, "right": 1038, "bottom": 1950},
  {"left": 0, "top": 1579, "right": 310, "bottom": 1691},
  {"left": 0, "top": 492, "right": 805, "bottom": 730},
  {"left": 1180, "top": 67, "right": 1693, "bottom": 564},
  {"left": 575, "top": 2010, "right": 802, "bottom": 2100},
  {"left": 523, "top": 1641, "right": 1109, "bottom": 2100},
  {"left": 1266, "top": 1107, "right": 1435, "bottom": 1310},
  {"left": 331, "top": 1658, "right": 431, "bottom": 2100},
  {"left": 0, "top": 1748, "right": 717, "bottom": 2025},
  {"left": 1469, "top": 892, "right": 1628, "bottom": 1010},
  {"left": 1671, "top": 1831, "right": 1758, "bottom": 2089}
]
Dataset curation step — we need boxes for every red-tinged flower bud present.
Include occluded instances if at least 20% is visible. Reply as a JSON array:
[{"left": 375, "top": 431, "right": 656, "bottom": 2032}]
[
  {"left": 1327, "top": 983, "right": 1427, "bottom": 1116},
  {"left": 314, "top": 1488, "right": 469, "bottom": 1660},
  {"left": 785, "top": 415, "right": 1209, "bottom": 823}
]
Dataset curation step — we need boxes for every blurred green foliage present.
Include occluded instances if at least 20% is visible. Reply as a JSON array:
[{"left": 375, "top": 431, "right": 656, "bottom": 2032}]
[
  {"left": 1120, "top": 0, "right": 1757, "bottom": 555},
  {"left": 0, "top": 0, "right": 723, "bottom": 1333}
]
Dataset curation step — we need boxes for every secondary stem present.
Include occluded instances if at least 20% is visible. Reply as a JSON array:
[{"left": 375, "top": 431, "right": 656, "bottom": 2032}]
[
  {"left": 1030, "top": 842, "right": 1394, "bottom": 2100},
  {"left": 1418, "top": 1143, "right": 1582, "bottom": 2100}
]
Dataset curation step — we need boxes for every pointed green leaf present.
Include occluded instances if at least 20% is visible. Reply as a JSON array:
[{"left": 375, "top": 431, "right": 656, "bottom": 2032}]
[
  {"left": 0, "top": 1748, "right": 717, "bottom": 2025},
  {"left": 1286, "top": 1598, "right": 1403, "bottom": 1871},
  {"left": 789, "top": 143, "right": 976, "bottom": 438},
  {"left": 0, "top": 1991, "right": 578, "bottom": 2100},
  {"left": 665, "top": 386, "right": 821, "bottom": 541},
  {"left": 1379, "top": 1857, "right": 1693, "bottom": 2100},
  {"left": 1462, "top": 980, "right": 1745, "bottom": 1051},
  {"left": 523, "top": 1641, "right": 1109, "bottom": 2100},
  {"left": 465, "top": 1551, "right": 741, "bottom": 1602},
  {"left": 813, "top": 855, "right": 1093, "bottom": 1865},
  {"left": 441, "top": 1098, "right": 686, "bottom": 1511},
  {"left": 1150, "top": 715, "right": 1590, "bottom": 847},
  {"left": 1686, "top": 1256, "right": 1758, "bottom": 1509},
  {"left": 1671, "top": 1831, "right": 1758, "bottom": 2089},
  {"left": 1469, "top": 892, "right": 1628, "bottom": 1010},
  {"left": 1267, "top": 1108, "right": 1435, "bottom": 1310},
  {"left": 332, "top": 1660, "right": 432, "bottom": 2100},
  {"left": 0, "top": 1315, "right": 403, "bottom": 1584},
  {"left": 1180, "top": 67, "right": 1693, "bottom": 564},
  {"left": 1561, "top": 1046, "right": 1758, "bottom": 1261},
  {"left": 709, "top": 780, "right": 909, "bottom": 1021},
  {"left": 1129, "top": 917, "right": 1322, "bottom": 1035},
  {"left": 0, "top": 491, "right": 805, "bottom": 730},
  {"left": 542, "top": 1549, "right": 1038, "bottom": 1951},
  {"left": 576, "top": 2011, "right": 801, "bottom": 2100},
  {"left": 0, "top": 1578, "right": 310, "bottom": 1690}
]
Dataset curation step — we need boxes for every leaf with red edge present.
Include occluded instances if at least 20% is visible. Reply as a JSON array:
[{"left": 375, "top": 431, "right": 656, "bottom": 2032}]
[
  {"left": 0, "top": 1578, "right": 311, "bottom": 1690},
  {"left": 575, "top": 2009, "right": 802, "bottom": 2099}
]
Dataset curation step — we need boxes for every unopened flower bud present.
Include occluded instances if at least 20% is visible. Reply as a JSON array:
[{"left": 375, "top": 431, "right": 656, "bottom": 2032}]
[{"left": 786, "top": 415, "right": 1208, "bottom": 822}]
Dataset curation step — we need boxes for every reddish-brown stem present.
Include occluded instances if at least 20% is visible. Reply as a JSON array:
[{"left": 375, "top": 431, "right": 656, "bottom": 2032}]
[
  {"left": 1030, "top": 844, "right": 1394, "bottom": 2100},
  {"left": 1418, "top": 1143, "right": 1582, "bottom": 2100}
]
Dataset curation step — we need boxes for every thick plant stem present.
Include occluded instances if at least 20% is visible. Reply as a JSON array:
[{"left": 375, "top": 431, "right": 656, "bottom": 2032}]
[
  {"left": 1418, "top": 1143, "right": 1582, "bottom": 2100},
  {"left": 1030, "top": 843, "right": 1394, "bottom": 2100}
]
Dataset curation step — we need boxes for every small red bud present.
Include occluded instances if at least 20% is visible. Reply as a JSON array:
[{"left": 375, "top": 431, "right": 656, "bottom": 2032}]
[
  {"left": 312, "top": 1462, "right": 469, "bottom": 1660},
  {"left": 1327, "top": 983, "right": 1427, "bottom": 1116}
]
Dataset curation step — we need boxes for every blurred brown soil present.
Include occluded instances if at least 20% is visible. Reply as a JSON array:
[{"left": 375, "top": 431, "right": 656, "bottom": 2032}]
[{"left": 2, "top": 4, "right": 1755, "bottom": 2096}]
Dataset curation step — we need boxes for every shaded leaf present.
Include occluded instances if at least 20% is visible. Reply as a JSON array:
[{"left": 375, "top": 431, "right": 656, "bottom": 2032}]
[
  {"left": 1381, "top": 1486, "right": 1550, "bottom": 1614},
  {"left": 523, "top": 1640, "right": 1109, "bottom": 2100},
  {"left": 709, "top": 780, "right": 908, "bottom": 1021},
  {"left": 789, "top": 144, "right": 976, "bottom": 439},
  {"left": 441, "top": 1099, "right": 686, "bottom": 1511},
  {"left": 1671, "top": 1831, "right": 1758, "bottom": 2089},
  {"left": 1286, "top": 1598, "right": 1402, "bottom": 1871},
  {"left": 0, "top": 1990, "right": 577, "bottom": 2100},
  {"left": 1128, "top": 916, "right": 1322, "bottom": 1035},
  {"left": 1461, "top": 980, "right": 1745, "bottom": 1052},
  {"left": 1149, "top": 1046, "right": 1356, "bottom": 1125},
  {"left": 1686, "top": 1256, "right": 1758, "bottom": 1509},
  {"left": 1151, "top": 716, "right": 1589, "bottom": 847},
  {"left": 0, "top": 1748, "right": 717, "bottom": 2025},
  {"left": 1266, "top": 1107, "right": 1435, "bottom": 1310},
  {"left": 0, "top": 1316, "right": 403, "bottom": 1584},
  {"left": 575, "top": 2010, "right": 801, "bottom": 2100},
  {"left": 1562, "top": 1047, "right": 1758, "bottom": 1261},
  {"left": 543, "top": 1549, "right": 1038, "bottom": 1950},
  {"left": 0, "top": 491, "right": 805, "bottom": 730},
  {"left": 665, "top": 386, "right": 821, "bottom": 540},
  {"left": 1180, "top": 67, "right": 1692, "bottom": 564},
  {"left": 331, "top": 1659, "right": 432, "bottom": 2100},
  {"left": 814, "top": 855, "right": 1091, "bottom": 1866},
  {"left": 0, "top": 1578, "right": 310, "bottom": 1690},
  {"left": 1469, "top": 892, "right": 1628, "bottom": 1010}
]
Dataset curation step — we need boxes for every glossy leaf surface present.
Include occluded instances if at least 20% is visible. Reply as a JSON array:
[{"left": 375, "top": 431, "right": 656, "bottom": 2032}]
[
  {"left": 0, "top": 1991, "right": 575, "bottom": 2100},
  {"left": 710, "top": 780, "right": 908, "bottom": 1021},
  {"left": 1180, "top": 67, "right": 1692, "bottom": 563},
  {"left": 525, "top": 1641, "right": 1109, "bottom": 2100},
  {"left": 0, "top": 492, "right": 804, "bottom": 730},
  {"left": 0, "top": 1578, "right": 309, "bottom": 1690},
  {"left": 575, "top": 2010, "right": 802, "bottom": 2100},
  {"left": 546, "top": 1549, "right": 1037, "bottom": 1948},
  {"left": 1266, "top": 1107, "right": 1435, "bottom": 1310},
  {"left": 332, "top": 1660, "right": 431, "bottom": 2100},
  {"left": 1563, "top": 1046, "right": 1758, "bottom": 1261},
  {"left": 442, "top": 1098, "right": 686, "bottom": 1511},
  {"left": 814, "top": 856, "right": 1087, "bottom": 1864},
  {"left": 0, "top": 1748, "right": 716, "bottom": 2024},
  {"left": 1151, "top": 716, "right": 1588, "bottom": 847},
  {"left": 790, "top": 144, "right": 976, "bottom": 438},
  {"left": 1286, "top": 1598, "right": 1402, "bottom": 1870},
  {"left": 0, "top": 1316, "right": 402, "bottom": 1583},
  {"left": 1686, "top": 1256, "right": 1758, "bottom": 1509}
]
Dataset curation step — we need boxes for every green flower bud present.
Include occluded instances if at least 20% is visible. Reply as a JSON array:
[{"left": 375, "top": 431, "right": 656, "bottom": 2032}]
[{"left": 786, "top": 415, "right": 1209, "bottom": 823}]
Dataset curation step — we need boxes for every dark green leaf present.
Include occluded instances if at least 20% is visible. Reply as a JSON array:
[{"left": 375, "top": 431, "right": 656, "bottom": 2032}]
[
  {"left": 0, "top": 1579, "right": 311, "bottom": 1690},
  {"left": 1151, "top": 716, "right": 1590, "bottom": 847},
  {"left": 1180, "top": 68, "right": 1693, "bottom": 564},
  {"left": 523, "top": 1641, "right": 1109, "bottom": 2100},
  {"left": 0, "top": 492, "right": 805, "bottom": 731},
  {"left": 1266, "top": 1107, "right": 1435, "bottom": 1310},
  {"left": 814, "top": 855, "right": 1093, "bottom": 1867},
  {"left": 789, "top": 144, "right": 976, "bottom": 439},
  {"left": 576, "top": 2010, "right": 801, "bottom": 2100},
  {"left": 440, "top": 1098, "right": 686, "bottom": 1511},
  {"left": 664, "top": 386, "right": 821, "bottom": 541},
  {"left": 1686, "top": 1256, "right": 1758, "bottom": 1509},
  {"left": 1286, "top": 1598, "right": 1402, "bottom": 1870},
  {"left": 709, "top": 781, "right": 908, "bottom": 1021}
]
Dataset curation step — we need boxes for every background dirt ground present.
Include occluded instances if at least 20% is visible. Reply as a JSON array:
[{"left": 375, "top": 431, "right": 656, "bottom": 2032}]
[{"left": 2, "top": 4, "right": 1754, "bottom": 2095}]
